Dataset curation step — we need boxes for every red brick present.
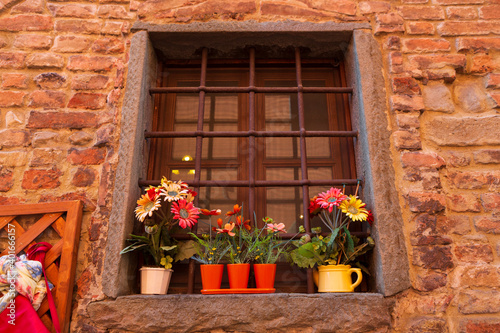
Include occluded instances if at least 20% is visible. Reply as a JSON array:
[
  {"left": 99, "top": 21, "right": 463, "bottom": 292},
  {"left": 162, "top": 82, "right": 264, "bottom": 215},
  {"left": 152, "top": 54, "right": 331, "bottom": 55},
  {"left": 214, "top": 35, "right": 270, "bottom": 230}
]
[
  {"left": 33, "top": 73, "right": 67, "bottom": 89},
  {"left": 0, "top": 15, "right": 52, "bottom": 31},
  {"left": 458, "top": 290, "right": 500, "bottom": 314},
  {"left": 452, "top": 265, "right": 500, "bottom": 288},
  {"left": 457, "top": 37, "right": 500, "bottom": 52},
  {"left": 102, "top": 21, "right": 127, "bottom": 35},
  {"left": 392, "top": 76, "right": 421, "bottom": 94},
  {"left": 97, "top": 5, "right": 134, "bottom": 19},
  {"left": 403, "top": 168, "right": 441, "bottom": 189},
  {"left": 479, "top": 5, "right": 500, "bottom": 19},
  {"left": 481, "top": 193, "right": 500, "bottom": 212},
  {"left": 438, "top": 21, "right": 500, "bottom": 36},
  {"left": 0, "top": 196, "right": 22, "bottom": 205},
  {"left": 389, "top": 51, "right": 403, "bottom": 73},
  {"left": 71, "top": 74, "right": 110, "bottom": 90},
  {"left": 402, "top": 152, "right": 445, "bottom": 168},
  {"left": 68, "top": 55, "right": 114, "bottom": 72},
  {"left": 69, "top": 131, "right": 92, "bottom": 145},
  {"left": 2, "top": 73, "right": 28, "bottom": 89},
  {"left": 68, "top": 92, "right": 106, "bottom": 110},
  {"left": 13, "top": 35, "right": 52, "bottom": 50},
  {"left": 396, "top": 112, "right": 420, "bottom": 129},
  {"left": 27, "top": 111, "right": 99, "bottom": 129},
  {"left": 68, "top": 147, "right": 106, "bottom": 165},
  {"left": 447, "top": 6, "right": 478, "bottom": 19},
  {"left": 0, "top": 91, "right": 25, "bottom": 107},
  {"left": 407, "top": 318, "right": 448, "bottom": 332},
  {"left": 26, "top": 53, "right": 64, "bottom": 69},
  {"left": 406, "top": 22, "right": 435, "bottom": 35},
  {"left": 97, "top": 162, "right": 111, "bottom": 206},
  {"left": 408, "top": 54, "right": 466, "bottom": 70},
  {"left": 91, "top": 37, "right": 124, "bottom": 54},
  {"left": 474, "top": 149, "right": 500, "bottom": 163},
  {"left": 424, "top": 68, "right": 456, "bottom": 83},
  {"left": 359, "top": 1, "right": 391, "bottom": 14},
  {"left": 447, "top": 194, "right": 481, "bottom": 212},
  {"left": 460, "top": 319, "right": 500, "bottom": 333},
  {"left": 0, "top": 52, "right": 25, "bottom": 69},
  {"left": 0, "top": 167, "right": 14, "bottom": 192},
  {"left": 384, "top": 36, "right": 401, "bottom": 50},
  {"left": 437, "top": 215, "right": 471, "bottom": 235},
  {"left": 41, "top": 192, "right": 96, "bottom": 211},
  {"left": 434, "top": 0, "right": 484, "bottom": 3},
  {"left": 375, "top": 13, "right": 405, "bottom": 34},
  {"left": 470, "top": 53, "right": 496, "bottom": 74},
  {"left": 393, "top": 130, "right": 422, "bottom": 150},
  {"left": 71, "top": 167, "right": 97, "bottom": 187},
  {"left": 475, "top": 216, "right": 500, "bottom": 234},
  {"left": 490, "top": 93, "right": 500, "bottom": 107},
  {"left": 55, "top": 19, "right": 101, "bottom": 34},
  {"left": 486, "top": 74, "right": 500, "bottom": 88},
  {"left": 48, "top": 4, "right": 96, "bottom": 18},
  {"left": 391, "top": 95, "right": 425, "bottom": 111},
  {"left": 11, "top": 0, "right": 45, "bottom": 14},
  {"left": 408, "top": 192, "right": 446, "bottom": 212},
  {"left": 402, "top": 38, "right": 450, "bottom": 53},
  {"left": 455, "top": 243, "right": 494, "bottom": 263},
  {"left": 52, "top": 36, "right": 91, "bottom": 53},
  {"left": 413, "top": 245, "right": 454, "bottom": 270},
  {"left": 398, "top": 6, "right": 445, "bottom": 20},
  {"left": 402, "top": 0, "right": 428, "bottom": 3},
  {"left": 29, "top": 90, "right": 66, "bottom": 108},
  {"left": 29, "top": 148, "right": 64, "bottom": 166},
  {"left": 413, "top": 272, "right": 448, "bottom": 291},
  {"left": 22, "top": 168, "right": 61, "bottom": 190},
  {"left": 448, "top": 171, "right": 500, "bottom": 189}
]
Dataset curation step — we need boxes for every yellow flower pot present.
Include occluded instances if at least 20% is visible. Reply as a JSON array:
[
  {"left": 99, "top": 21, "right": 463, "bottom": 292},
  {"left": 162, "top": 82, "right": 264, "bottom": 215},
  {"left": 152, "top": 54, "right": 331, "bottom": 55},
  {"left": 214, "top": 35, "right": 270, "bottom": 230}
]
[{"left": 313, "top": 264, "right": 362, "bottom": 292}]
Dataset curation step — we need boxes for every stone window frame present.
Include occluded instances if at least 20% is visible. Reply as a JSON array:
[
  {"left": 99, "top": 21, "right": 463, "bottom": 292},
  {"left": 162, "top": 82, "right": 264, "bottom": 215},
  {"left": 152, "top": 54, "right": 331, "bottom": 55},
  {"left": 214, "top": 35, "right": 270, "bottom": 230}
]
[{"left": 102, "top": 21, "right": 410, "bottom": 298}]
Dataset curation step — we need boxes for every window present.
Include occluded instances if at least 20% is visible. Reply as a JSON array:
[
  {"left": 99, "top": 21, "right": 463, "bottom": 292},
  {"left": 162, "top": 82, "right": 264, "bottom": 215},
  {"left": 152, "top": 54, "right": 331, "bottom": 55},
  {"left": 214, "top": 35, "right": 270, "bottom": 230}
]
[{"left": 142, "top": 48, "right": 368, "bottom": 293}]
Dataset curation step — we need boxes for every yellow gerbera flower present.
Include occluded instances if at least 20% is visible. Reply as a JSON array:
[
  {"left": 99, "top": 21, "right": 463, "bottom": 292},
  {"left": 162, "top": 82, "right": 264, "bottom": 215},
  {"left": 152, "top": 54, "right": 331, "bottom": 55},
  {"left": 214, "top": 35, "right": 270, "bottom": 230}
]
[
  {"left": 135, "top": 188, "right": 161, "bottom": 222},
  {"left": 340, "top": 195, "right": 368, "bottom": 222}
]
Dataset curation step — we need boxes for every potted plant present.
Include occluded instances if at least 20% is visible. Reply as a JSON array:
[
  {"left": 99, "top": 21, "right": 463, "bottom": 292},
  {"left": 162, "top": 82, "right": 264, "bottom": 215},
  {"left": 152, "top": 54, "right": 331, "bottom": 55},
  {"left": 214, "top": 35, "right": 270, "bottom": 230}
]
[
  {"left": 120, "top": 178, "right": 199, "bottom": 294},
  {"left": 252, "top": 218, "right": 295, "bottom": 289},
  {"left": 189, "top": 217, "right": 231, "bottom": 290},
  {"left": 289, "top": 187, "right": 375, "bottom": 292}
]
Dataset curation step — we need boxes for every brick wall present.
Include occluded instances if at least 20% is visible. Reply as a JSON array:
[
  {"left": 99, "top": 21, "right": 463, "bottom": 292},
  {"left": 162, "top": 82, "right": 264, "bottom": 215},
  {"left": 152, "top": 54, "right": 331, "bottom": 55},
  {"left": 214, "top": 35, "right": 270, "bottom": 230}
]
[{"left": 0, "top": 0, "right": 498, "bottom": 332}]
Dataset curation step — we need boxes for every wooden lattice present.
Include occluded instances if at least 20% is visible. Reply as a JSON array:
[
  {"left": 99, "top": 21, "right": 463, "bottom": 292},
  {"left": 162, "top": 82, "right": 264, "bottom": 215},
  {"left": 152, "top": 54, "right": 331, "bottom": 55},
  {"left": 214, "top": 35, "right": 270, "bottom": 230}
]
[{"left": 0, "top": 201, "right": 83, "bottom": 333}]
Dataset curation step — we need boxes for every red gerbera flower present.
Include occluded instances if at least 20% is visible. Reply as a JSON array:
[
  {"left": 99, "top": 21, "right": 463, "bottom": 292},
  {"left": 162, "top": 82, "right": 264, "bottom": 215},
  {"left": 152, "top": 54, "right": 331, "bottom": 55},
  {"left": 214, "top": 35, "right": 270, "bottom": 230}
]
[
  {"left": 366, "top": 210, "right": 374, "bottom": 226},
  {"left": 226, "top": 204, "right": 242, "bottom": 216},
  {"left": 171, "top": 199, "right": 199, "bottom": 229},
  {"left": 308, "top": 196, "right": 321, "bottom": 218},
  {"left": 212, "top": 217, "right": 224, "bottom": 232},
  {"left": 200, "top": 208, "right": 222, "bottom": 216},
  {"left": 316, "top": 187, "right": 348, "bottom": 213}
]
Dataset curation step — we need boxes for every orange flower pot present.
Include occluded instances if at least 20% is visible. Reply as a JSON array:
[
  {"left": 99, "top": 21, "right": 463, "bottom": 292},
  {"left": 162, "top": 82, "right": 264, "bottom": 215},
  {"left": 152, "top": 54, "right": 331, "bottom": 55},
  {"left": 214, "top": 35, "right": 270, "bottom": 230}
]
[
  {"left": 200, "top": 264, "right": 224, "bottom": 290},
  {"left": 253, "top": 263, "right": 276, "bottom": 289},
  {"left": 227, "top": 263, "right": 250, "bottom": 289}
]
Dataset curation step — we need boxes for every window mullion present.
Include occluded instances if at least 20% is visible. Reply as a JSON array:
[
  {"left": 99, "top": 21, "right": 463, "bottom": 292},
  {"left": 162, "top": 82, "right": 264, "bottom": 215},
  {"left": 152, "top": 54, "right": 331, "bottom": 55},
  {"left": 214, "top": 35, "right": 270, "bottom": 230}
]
[{"left": 248, "top": 48, "right": 256, "bottom": 223}]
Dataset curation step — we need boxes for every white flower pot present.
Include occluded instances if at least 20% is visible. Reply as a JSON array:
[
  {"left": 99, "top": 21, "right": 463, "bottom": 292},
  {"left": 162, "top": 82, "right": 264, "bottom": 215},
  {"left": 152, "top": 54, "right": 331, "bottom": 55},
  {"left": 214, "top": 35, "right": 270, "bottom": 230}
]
[{"left": 140, "top": 267, "right": 173, "bottom": 294}]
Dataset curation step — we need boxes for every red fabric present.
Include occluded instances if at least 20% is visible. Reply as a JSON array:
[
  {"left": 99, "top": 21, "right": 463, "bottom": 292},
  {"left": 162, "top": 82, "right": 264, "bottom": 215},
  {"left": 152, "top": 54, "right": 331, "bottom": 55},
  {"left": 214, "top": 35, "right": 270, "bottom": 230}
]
[
  {"left": 0, "top": 295, "right": 50, "bottom": 333},
  {"left": 27, "top": 242, "right": 61, "bottom": 333}
]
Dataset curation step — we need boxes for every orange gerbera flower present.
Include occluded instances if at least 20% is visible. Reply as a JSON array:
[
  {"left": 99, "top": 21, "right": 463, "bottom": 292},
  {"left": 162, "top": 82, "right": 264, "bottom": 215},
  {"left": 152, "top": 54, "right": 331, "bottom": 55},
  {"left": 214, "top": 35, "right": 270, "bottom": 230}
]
[
  {"left": 171, "top": 199, "right": 199, "bottom": 229},
  {"left": 216, "top": 223, "right": 236, "bottom": 236},
  {"left": 236, "top": 216, "right": 251, "bottom": 230},
  {"left": 135, "top": 188, "right": 161, "bottom": 222},
  {"left": 226, "top": 204, "right": 242, "bottom": 216},
  {"left": 200, "top": 209, "right": 222, "bottom": 216}
]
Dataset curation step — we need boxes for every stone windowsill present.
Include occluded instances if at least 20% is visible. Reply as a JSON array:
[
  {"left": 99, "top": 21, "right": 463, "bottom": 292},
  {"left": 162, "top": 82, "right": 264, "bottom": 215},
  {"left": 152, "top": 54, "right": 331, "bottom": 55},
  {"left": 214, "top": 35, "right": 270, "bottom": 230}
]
[{"left": 87, "top": 293, "right": 391, "bottom": 332}]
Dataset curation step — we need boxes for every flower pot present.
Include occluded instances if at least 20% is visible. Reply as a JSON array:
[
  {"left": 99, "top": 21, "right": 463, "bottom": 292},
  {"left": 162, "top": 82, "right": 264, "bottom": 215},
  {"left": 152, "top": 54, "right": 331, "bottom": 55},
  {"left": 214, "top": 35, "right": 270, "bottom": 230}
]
[
  {"left": 227, "top": 263, "right": 250, "bottom": 289},
  {"left": 253, "top": 263, "right": 276, "bottom": 289},
  {"left": 140, "top": 267, "right": 173, "bottom": 294},
  {"left": 200, "top": 264, "right": 224, "bottom": 290},
  {"left": 312, "top": 264, "right": 362, "bottom": 292}
]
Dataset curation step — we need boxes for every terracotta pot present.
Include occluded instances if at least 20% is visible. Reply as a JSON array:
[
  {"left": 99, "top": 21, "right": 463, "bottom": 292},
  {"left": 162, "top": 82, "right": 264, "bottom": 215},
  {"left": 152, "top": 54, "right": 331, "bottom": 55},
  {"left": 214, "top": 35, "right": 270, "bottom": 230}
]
[
  {"left": 253, "top": 263, "right": 276, "bottom": 289},
  {"left": 200, "top": 264, "right": 224, "bottom": 290},
  {"left": 140, "top": 267, "right": 173, "bottom": 294},
  {"left": 227, "top": 263, "right": 250, "bottom": 289},
  {"left": 312, "top": 264, "right": 362, "bottom": 292}
]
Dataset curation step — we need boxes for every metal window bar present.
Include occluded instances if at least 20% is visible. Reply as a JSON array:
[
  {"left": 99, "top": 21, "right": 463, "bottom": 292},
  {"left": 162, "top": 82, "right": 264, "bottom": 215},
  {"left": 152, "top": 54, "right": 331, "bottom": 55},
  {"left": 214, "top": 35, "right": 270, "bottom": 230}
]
[{"left": 145, "top": 47, "right": 361, "bottom": 294}]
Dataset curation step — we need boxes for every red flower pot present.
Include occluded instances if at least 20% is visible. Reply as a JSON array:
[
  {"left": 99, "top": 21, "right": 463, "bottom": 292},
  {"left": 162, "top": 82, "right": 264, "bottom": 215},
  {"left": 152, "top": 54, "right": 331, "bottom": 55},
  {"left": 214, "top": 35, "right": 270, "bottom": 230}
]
[
  {"left": 227, "top": 263, "right": 250, "bottom": 289},
  {"left": 254, "top": 263, "right": 277, "bottom": 289},
  {"left": 200, "top": 264, "right": 224, "bottom": 290}
]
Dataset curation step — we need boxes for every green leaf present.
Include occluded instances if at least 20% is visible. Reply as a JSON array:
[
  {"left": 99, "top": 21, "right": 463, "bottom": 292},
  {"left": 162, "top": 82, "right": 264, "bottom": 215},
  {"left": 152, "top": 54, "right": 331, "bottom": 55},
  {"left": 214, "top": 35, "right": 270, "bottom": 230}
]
[
  {"left": 343, "top": 226, "right": 354, "bottom": 256},
  {"left": 175, "top": 240, "right": 197, "bottom": 262},
  {"left": 297, "top": 242, "right": 316, "bottom": 258},
  {"left": 160, "top": 245, "right": 177, "bottom": 252},
  {"left": 120, "top": 243, "right": 148, "bottom": 254},
  {"left": 290, "top": 249, "right": 318, "bottom": 268},
  {"left": 128, "top": 234, "right": 149, "bottom": 241}
]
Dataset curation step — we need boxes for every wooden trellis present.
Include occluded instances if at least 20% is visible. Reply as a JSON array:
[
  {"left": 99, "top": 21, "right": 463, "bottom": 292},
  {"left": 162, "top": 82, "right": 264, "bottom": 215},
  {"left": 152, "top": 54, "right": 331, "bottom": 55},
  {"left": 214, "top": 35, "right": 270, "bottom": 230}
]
[{"left": 0, "top": 201, "right": 83, "bottom": 333}]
